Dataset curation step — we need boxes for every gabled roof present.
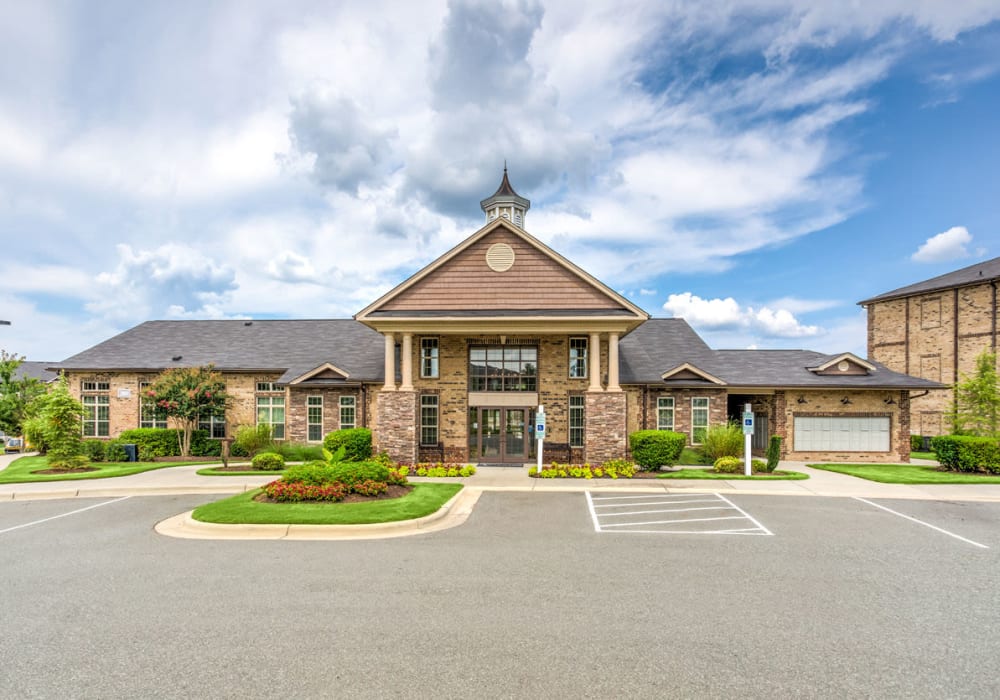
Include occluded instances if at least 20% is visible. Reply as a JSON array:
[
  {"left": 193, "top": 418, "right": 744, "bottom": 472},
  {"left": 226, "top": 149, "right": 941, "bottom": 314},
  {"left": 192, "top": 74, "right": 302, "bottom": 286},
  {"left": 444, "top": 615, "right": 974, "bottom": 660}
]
[
  {"left": 619, "top": 319, "right": 943, "bottom": 389},
  {"left": 287, "top": 362, "right": 351, "bottom": 385},
  {"left": 661, "top": 362, "right": 725, "bottom": 385},
  {"left": 14, "top": 361, "right": 59, "bottom": 383},
  {"left": 355, "top": 218, "right": 649, "bottom": 329},
  {"left": 807, "top": 352, "right": 876, "bottom": 374},
  {"left": 858, "top": 255, "right": 1000, "bottom": 305},
  {"left": 54, "top": 320, "right": 386, "bottom": 385}
]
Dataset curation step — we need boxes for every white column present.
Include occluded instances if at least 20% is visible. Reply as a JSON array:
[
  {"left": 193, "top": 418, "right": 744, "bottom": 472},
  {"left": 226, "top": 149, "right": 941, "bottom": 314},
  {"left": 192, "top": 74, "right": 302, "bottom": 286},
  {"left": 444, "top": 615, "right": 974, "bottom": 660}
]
[
  {"left": 400, "top": 333, "right": 414, "bottom": 391},
  {"left": 608, "top": 333, "right": 620, "bottom": 391},
  {"left": 589, "top": 332, "right": 602, "bottom": 391},
  {"left": 383, "top": 333, "right": 396, "bottom": 391}
]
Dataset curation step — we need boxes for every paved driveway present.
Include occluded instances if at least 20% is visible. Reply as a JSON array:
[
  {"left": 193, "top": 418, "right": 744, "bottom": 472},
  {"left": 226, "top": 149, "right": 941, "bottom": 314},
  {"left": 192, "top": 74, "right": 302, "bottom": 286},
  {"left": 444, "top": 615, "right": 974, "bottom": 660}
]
[{"left": 2, "top": 491, "right": 998, "bottom": 699}]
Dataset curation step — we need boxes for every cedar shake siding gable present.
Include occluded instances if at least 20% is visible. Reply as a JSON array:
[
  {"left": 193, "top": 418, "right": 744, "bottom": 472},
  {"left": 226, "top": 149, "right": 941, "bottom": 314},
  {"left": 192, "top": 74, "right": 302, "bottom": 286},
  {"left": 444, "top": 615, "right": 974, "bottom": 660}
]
[{"left": 356, "top": 219, "right": 648, "bottom": 327}]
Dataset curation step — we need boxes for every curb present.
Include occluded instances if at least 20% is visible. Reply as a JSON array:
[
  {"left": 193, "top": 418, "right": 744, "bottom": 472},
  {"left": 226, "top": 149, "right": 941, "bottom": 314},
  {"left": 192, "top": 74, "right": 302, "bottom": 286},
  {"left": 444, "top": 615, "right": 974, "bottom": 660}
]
[{"left": 154, "top": 486, "right": 482, "bottom": 541}]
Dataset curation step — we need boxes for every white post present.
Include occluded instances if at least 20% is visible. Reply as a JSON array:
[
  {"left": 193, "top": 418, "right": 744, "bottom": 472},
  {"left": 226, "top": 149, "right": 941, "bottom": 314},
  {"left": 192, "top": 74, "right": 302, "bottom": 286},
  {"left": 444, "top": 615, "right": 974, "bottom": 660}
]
[
  {"left": 536, "top": 404, "right": 545, "bottom": 474},
  {"left": 744, "top": 402, "right": 753, "bottom": 477}
]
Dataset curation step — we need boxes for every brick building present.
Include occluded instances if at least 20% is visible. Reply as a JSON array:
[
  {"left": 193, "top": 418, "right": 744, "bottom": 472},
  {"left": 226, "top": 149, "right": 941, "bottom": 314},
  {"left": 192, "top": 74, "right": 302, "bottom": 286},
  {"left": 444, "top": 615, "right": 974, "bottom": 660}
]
[
  {"left": 55, "top": 172, "right": 938, "bottom": 463},
  {"left": 860, "top": 257, "right": 1000, "bottom": 438}
]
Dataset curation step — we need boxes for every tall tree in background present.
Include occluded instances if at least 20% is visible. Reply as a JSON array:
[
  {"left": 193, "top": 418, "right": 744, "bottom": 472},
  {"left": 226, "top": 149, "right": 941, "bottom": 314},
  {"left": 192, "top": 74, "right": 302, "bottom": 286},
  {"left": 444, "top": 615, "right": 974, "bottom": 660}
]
[
  {"left": 0, "top": 350, "right": 46, "bottom": 434},
  {"left": 950, "top": 350, "right": 1000, "bottom": 437},
  {"left": 147, "top": 366, "right": 229, "bottom": 456}
]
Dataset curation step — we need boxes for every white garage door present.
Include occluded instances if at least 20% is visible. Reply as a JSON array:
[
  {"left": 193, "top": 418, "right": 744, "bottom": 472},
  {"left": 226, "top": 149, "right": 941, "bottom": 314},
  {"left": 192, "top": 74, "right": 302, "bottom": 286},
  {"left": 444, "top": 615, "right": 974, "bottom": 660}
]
[{"left": 794, "top": 416, "right": 890, "bottom": 452}]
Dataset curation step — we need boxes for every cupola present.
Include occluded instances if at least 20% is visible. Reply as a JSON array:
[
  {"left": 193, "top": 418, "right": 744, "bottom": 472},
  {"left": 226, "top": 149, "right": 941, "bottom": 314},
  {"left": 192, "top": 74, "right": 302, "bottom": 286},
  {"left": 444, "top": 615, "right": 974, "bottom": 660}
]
[{"left": 480, "top": 165, "right": 530, "bottom": 228}]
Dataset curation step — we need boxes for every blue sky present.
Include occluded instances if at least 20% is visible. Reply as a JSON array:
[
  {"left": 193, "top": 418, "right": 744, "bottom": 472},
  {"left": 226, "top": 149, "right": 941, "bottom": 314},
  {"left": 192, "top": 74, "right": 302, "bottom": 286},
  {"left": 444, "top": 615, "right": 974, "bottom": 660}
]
[{"left": 1, "top": 1, "right": 998, "bottom": 361}]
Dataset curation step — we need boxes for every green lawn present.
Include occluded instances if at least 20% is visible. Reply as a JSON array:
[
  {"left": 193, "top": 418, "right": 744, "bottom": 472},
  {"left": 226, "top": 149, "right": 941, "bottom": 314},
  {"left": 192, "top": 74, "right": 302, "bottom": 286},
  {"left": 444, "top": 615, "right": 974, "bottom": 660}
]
[
  {"left": 910, "top": 451, "right": 937, "bottom": 461},
  {"left": 677, "top": 448, "right": 712, "bottom": 466},
  {"left": 658, "top": 469, "right": 807, "bottom": 480},
  {"left": 192, "top": 483, "right": 464, "bottom": 525},
  {"left": 0, "top": 455, "right": 207, "bottom": 484},
  {"left": 809, "top": 463, "right": 1000, "bottom": 484},
  {"left": 195, "top": 465, "right": 264, "bottom": 476}
]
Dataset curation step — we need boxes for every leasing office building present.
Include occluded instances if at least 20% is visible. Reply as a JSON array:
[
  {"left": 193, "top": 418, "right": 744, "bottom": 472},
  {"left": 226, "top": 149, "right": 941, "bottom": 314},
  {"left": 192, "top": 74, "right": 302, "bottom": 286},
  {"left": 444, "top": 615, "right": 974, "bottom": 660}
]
[{"left": 55, "top": 173, "right": 938, "bottom": 464}]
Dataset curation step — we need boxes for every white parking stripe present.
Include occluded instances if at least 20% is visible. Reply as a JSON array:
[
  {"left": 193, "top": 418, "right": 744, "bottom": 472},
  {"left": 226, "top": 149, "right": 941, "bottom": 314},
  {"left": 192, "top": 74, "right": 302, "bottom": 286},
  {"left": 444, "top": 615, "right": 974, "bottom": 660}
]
[
  {"left": 853, "top": 497, "right": 989, "bottom": 549},
  {"left": 586, "top": 492, "right": 771, "bottom": 536},
  {"left": 0, "top": 496, "right": 132, "bottom": 536}
]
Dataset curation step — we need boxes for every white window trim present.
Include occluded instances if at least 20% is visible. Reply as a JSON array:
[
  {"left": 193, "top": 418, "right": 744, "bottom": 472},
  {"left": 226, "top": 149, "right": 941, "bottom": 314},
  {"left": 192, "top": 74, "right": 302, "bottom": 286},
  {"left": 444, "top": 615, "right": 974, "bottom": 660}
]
[
  {"left": 691, "top": 397, "right": 709, "bottom": 445},
  {"left": 420, "top": 394, "right": 439, "bottom": 446},
  {"left": 657, "top": 396, "right": 674, "bottom": 431},
  {"left": 420, "top": 337, "right": 439, "bottom": 379},
  {"left": 307, "top": 395, "right": 324, "bottom": 443},
  {"left": 339, "top": 395, "right": 357, "bottom": 430},
  {"left": 568, "top": 337, "right": 588, "bottom": 379},
  {"left": 256, "top": 395, "right": 286, "bottom": 440},
  {"left": 569, "top": 394, "right": 585, "bottom": 448}
]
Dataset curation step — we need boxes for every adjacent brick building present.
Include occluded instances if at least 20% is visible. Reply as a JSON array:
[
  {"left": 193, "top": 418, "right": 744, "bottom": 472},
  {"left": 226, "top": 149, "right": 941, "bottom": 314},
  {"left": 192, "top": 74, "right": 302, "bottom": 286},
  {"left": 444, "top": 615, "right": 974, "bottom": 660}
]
[
  {"left": 860, "top": 256, "right": 1000, "bottom": 438},
  {"left": 55, "top": 172, "right": 939, "bottom": 464}
]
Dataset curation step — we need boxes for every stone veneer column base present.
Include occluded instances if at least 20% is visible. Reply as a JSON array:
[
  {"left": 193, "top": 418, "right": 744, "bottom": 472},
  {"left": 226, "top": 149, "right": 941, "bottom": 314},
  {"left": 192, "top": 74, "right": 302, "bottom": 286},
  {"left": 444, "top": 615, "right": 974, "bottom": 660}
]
[
  {"left": 375, "top": 391, "right": 417, "bottom": 465},
  {"left": 584, "top": 391, "right": 627, "bottom": 465}
]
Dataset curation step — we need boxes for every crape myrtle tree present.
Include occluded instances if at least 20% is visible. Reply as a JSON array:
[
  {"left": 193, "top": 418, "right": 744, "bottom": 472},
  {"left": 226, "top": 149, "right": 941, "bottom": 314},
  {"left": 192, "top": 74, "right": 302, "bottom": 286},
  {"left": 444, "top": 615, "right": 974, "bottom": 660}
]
[
  {"left": 147, "top": 365, "right": 229, "bottom": 457},
  {"left": 950, "top": 349, "right": 1000, "bottom": 437}
]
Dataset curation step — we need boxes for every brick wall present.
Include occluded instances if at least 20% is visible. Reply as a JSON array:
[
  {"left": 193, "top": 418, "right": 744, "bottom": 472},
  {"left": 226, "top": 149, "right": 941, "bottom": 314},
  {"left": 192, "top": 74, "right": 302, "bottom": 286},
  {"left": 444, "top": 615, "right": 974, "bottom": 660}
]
[
  {"left": 782, "top": 389, "right": 906, "bottom": 462},
  {"left": 585, "top": 391, "right": 626, "bottom": 464},
  {"left": 375, "top": 390, "right": 417, "bottom": 464},
  {"left": 286, "top": 387, "right": 364, "bottom": 443}
]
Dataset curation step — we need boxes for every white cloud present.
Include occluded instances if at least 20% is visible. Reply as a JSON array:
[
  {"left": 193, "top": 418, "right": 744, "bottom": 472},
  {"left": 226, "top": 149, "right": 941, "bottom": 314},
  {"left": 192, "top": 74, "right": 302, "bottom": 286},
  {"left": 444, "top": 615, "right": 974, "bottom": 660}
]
[
  {"left": 663, "top": 292, "right": 821, "bottom": 338},
  {"left": 911, "top": 226, "right": 973, "bottom": 263}
]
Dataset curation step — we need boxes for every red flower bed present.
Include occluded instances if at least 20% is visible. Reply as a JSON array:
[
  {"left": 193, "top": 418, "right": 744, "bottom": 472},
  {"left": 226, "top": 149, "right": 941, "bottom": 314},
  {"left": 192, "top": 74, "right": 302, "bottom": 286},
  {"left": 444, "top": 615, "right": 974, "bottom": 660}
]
[{"left": 262, "top": 480, "right": 348, "bottom": 502}]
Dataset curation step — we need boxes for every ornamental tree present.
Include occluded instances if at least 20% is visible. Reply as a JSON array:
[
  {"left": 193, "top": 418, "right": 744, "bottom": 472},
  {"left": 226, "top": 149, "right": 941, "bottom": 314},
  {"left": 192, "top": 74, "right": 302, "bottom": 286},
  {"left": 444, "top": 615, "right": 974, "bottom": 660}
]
[
  {"left": 147, "top": 366, "right": 229, "bottom": 456},
  {"left": 950, "top": 350, "right": 1000, "bottom": 437},
  {"left": 0, "top": 349, "right": 47, "bottom": 435},
  {"left": 38, "top": 375, "right": 87, "bottom": 469}
]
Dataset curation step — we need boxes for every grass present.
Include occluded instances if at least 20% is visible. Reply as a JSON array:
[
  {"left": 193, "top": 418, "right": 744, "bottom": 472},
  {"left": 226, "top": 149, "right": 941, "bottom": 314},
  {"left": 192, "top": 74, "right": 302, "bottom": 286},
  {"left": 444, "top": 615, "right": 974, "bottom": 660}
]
[
  {"left": 0, "top": 455, "right": 207, "bottom": 484},
  {"left": 657, "top": 469, "right": 808, "bottom": 480},
  {"left": 677, "top": 448, "right": 712, "bottom": 466},
  {"left": 809, "top": 463, "right": 1000, "bottom": 484},
  {"left": 910, "top": 451, "right": 937, "bottom": 461},
  {"left": 192, "top": 483, "right": 463, "bottom": 525},
  {"left": 195, "top": 465, "right": 268, "bottom": 476}
]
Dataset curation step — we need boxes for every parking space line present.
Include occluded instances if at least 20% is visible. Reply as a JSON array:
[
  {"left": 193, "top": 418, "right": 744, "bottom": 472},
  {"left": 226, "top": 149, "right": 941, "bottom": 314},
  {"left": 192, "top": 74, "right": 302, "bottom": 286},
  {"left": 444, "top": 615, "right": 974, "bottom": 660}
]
[
  {"left": 853, "top": 497, "right": 989, "bottom": 549},
  {"left": 0, "top": 496, "right": 132, "bottom": 536},
  {"left": 585, "top": 492, "right": 772, "bottom": 536}
]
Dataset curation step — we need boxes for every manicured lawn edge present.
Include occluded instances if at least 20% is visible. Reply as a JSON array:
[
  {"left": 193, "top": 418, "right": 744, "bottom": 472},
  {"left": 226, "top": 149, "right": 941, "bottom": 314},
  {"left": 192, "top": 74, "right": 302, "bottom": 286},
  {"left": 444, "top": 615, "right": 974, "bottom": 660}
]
[
  {"left": 192, "top": 483, "right": 464, "bottom": 525},
  {"left": 0, "top": 455, "right": 209, "bottom": 484},
  {"left": 657, "top": 469, "right": 808, "bottom": 480},
  {"left": 809, "top": 463, "right": 1000, "bottom": 484},
  {"left": 195, "top": 465, "right": 264, "bottom": 476},
  {"left": 910, "top": 451, "right": 937, "bottom": 461}
]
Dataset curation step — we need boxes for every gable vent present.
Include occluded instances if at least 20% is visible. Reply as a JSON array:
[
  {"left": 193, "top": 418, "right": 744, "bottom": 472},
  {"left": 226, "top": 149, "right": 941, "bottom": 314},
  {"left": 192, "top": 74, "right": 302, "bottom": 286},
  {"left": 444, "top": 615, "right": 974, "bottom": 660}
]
[{"left": 486, "top": 243, "right": 515, "bottom": 272}]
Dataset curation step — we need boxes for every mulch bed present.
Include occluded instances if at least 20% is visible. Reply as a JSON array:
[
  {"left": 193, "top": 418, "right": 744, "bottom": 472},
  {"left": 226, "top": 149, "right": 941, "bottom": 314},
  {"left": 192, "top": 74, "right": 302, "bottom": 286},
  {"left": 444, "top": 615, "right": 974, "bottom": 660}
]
[
  {"left": 254, "top": 484, "right": 412, "bottom": 504},
  {"left": 34, "top": 467, "right": 100, "bottom": 474},
  {"left": 152, "top": 456, "right": 221, "bottom": 462},
  {"left": 204, "top": 465, "right": 262, "bottom": 472}
]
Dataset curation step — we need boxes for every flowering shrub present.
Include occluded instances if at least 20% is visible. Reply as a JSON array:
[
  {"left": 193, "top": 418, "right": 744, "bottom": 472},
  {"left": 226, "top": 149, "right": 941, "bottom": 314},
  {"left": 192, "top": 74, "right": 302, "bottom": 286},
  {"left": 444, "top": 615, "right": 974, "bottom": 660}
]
[
  {"left": 407, "top": 463, "right": 476, "bottom": 477},
  {"left": 262, "top": 480, "right": 347, "bottom": 502},
  {"left": 351, "top": 479, "right": 389, "bottom": 497},
  {"left": 530, "top": 460, "right": 636, "bottom": 479}
]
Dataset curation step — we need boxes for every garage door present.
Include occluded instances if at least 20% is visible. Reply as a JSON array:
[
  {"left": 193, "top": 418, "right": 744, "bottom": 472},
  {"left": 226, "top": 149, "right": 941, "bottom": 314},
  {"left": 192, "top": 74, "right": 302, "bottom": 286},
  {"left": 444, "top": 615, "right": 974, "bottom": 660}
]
[{"left": 794, "top": 416, "right": 890, "bottom": 452}]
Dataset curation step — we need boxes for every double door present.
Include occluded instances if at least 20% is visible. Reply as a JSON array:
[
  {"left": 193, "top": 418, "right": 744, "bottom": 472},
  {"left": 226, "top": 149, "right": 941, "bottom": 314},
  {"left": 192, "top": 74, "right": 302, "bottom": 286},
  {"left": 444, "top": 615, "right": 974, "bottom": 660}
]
[{"left": 469, "top": 406, "right": 535, "bottom": 464}]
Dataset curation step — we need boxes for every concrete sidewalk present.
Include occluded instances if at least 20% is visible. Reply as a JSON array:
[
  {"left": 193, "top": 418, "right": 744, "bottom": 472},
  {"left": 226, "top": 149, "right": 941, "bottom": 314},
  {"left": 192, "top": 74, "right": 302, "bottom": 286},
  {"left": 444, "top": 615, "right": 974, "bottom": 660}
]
[{"left": 4, "top": 453, "right": 1000, "bottom": 503}]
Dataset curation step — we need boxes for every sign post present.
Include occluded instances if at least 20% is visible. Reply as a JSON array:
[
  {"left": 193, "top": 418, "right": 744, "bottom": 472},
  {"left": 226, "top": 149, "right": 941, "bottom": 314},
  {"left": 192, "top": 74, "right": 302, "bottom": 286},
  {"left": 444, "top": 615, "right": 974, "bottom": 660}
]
[
  {"left": 535, "top": 405, "right": 546, "bottom": 473},
  {"left": 742, "top": 403, "right": 754, "bottom": 477}
]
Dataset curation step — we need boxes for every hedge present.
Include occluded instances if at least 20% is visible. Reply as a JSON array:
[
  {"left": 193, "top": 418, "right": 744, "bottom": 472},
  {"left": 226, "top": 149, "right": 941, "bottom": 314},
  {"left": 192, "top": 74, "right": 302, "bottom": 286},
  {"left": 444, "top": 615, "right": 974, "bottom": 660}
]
[
  {"left": 930, "top": 435, "right": 1000, "bottom": 474},
  {"left": 251, "top": 452, "right": 285, "bottom": 471},
  {"left": 117, "top": 428, "right": 222, "bottom": 460},
  {"left": 323, "top": 427, "right": 372, "bottom": 462},
  {"left": 629, "top": 430, "right": 686, "bottom": 469}
]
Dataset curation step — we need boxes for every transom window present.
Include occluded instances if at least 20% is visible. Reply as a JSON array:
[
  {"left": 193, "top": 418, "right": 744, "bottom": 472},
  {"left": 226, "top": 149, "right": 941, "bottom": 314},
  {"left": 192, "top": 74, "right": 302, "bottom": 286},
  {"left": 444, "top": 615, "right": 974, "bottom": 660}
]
[
  {"left": 469, "top": 346, "right": 537, "bottom": 392},
  {"left": 139, "top": 381, "right": 167, "bottom": 429},
  {"left": 657, "top": 397, "right": 674, "bottom": 431},
  {"left": 340, "top": 396, "right": 356, "bottom": 429},
  {"left": 569, "top": 395, "right": 585, "bottom": 448},
  {"left": 691, "top": 397, "right": 709, "bottom": 444},
  {"left": 307, "top": 396, "right": 323, "bottom": 442},
  {"left": 82, "top": 395, "right": 110, "bottom": 437},
  {"left": 420, "top": 395, "right": 439, "bottom": 445},
  {"left": 421, "top": 338, "right": 439, "bottom": 379},
  {"left": 256, "top": 382, "right": 280, "bottom": 393},
  {"left": 81, "top": 381, "right": 110, "bottom": 392},
  {"left": 569, "top": 337, "right": 588, "bottom": 378},
  {"left": 257, "top": 396, "right": 285, "bottom": 439}
]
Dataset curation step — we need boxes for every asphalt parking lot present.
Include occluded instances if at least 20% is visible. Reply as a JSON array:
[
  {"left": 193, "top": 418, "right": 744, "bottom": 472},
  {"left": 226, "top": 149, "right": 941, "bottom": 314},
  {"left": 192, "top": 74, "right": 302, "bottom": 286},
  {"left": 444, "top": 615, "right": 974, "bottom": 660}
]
[{"left": 2, "top": 491, "right": 998, "bottom": 699}]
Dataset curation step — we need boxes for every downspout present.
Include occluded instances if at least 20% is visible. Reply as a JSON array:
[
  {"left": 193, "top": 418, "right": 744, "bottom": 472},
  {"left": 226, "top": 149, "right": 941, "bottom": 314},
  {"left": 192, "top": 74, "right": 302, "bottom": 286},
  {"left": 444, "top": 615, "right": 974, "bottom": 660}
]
[
  {"left": 642, "top": 385, "right": 648, "bottom": 429},
  {"left": 992, "top": 281, "right": 997, "bottom": 354},
  {"left": 953, "top": 288, "right": 960, "bottom": 428},
  {"left": 909, "top": 390, "right": 931, "bottom": 400},
  {"left": 361, "top": 384, "right": 368, "bottom": 428}
]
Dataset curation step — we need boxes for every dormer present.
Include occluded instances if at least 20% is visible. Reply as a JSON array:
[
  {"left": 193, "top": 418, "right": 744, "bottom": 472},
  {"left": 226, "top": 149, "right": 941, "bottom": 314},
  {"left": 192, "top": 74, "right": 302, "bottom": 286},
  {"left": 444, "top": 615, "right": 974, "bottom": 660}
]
[{"left": 807, "top": 353, "right": 877, "bottom": 376}]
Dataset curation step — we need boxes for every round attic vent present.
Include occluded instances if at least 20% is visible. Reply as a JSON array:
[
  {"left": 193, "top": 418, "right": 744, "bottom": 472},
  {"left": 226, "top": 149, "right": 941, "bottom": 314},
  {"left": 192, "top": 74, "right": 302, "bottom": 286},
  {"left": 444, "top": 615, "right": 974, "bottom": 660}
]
[
  {"left": 486, "top": 242, "right": 515, "bottom": 272},
  {"left": 837, "top": 360, "right": 849, "bottom": 372}
]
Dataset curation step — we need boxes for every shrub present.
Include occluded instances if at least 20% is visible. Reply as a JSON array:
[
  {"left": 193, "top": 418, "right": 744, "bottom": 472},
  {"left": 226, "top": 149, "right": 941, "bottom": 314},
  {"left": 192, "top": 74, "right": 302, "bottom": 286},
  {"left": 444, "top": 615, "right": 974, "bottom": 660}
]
[
  {"left": 82, "top": 440, "right": 106, "bottom": 462},
  {"left": 22, "top": 415, "right": 48, "bottom": 454},
  {"left": 713, "top": 456, "right": 743, "bottom": 473},
  {"left": 765, "top": 436, "right": 782, "bottom": 473},
  {"left": 118, "top": 427, "right": 220, "bottom": 460},
  {"left": 529, "top": 461, "right": 636, "bottom": 479},
  {"left": 910, "top": 435, "right": 924, "bottom": 452},
  {"left": 328, "top": 460, "right": 390, "bottom": 486},
  {"left": 351, "top": 479, "right": 389, "bottom": 497},
  {"left": 323, "top": 428, "right": 373, "bottom": 462},
  {"left": 629, "top": 430, "right": 686, "bottom": 469},
  {"left": 233, "top": 424, "right": 273, "bottom": 457},
  {"left": 702, "top": 422, "right": 744, "bottom": 460},
  {"left": 408, "top": 462, "right": 476, "bottom": 478},
  {"left": 262, "top": 479, "right": 347, "bottom": 502},
  {"left": 751, "top": 458, "right": 767, "bottom": 472},
  {"left": 270, "top": 441, "right": 324, "bottom": 462},
  {"left": 251, "top": 452, "right": 286, "bottom": 471},
  {"left": 282, "top": 461, "right": 339, "bottom": 486},
  {"left": 931, "top": 435, "right": 1000, "bottom": 474},
  {"left": 601, "top": 458, "right": 637, "bottom": 478},
  {"left": 105, "top": 440, "right": 128, "bottom": 462}
]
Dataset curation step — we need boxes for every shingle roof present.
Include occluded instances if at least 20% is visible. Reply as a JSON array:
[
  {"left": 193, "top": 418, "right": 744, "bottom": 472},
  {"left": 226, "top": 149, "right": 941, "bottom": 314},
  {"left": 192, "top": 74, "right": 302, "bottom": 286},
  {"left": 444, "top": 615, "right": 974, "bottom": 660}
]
[
  {"left": 54, "top": 320, "right": 386, "bottom": 384},
  {"left": 619, "top": 319, "right": 942, "bottom": 389},
  {"left": 14, "top": 361, "right": 58, "bottom": 383},
  {"left": 858, "top": 255, "right": 1000, "bottom": 305}
]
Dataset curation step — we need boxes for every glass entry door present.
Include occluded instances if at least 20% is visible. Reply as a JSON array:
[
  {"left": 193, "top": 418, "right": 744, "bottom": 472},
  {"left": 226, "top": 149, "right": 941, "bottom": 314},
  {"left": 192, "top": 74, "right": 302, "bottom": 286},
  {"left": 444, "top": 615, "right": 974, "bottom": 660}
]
[{"left": 469, "top": 407, "right": 532, "bottom": 464}]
